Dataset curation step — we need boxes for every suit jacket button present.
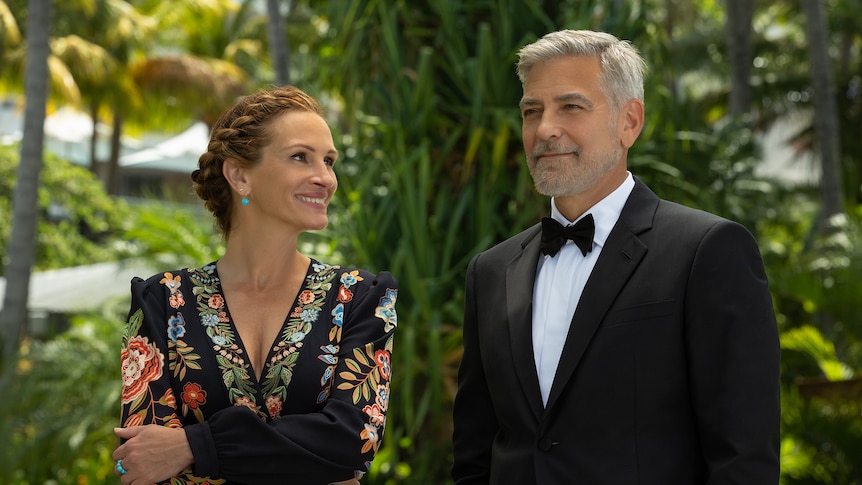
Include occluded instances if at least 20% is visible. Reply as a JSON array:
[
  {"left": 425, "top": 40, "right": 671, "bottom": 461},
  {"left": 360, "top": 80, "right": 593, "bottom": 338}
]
[{"left": 538, "top": 437, "right": 554, "bottom": 451}]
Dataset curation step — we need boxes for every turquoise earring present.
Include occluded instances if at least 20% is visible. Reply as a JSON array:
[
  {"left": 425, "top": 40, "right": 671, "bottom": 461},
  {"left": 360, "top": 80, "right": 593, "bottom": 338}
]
[{"left": 241, "top": 197, "right": 249, "bottom": 206}]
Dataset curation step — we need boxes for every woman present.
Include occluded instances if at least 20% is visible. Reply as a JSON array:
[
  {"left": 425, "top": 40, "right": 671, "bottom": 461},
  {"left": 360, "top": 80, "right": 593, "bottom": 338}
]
[{"left": 113, "top": 86, "right": 398, "bottom": 484}]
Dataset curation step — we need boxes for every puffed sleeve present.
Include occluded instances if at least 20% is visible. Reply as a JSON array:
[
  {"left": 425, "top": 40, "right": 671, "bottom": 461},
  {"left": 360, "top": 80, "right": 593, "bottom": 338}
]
[
  {"left": 185, "top": 270, "right": 398, "bottom": 484},
  {"left": 121, "top": 274, "right": 179, "bottom": 428},
  {"left": 120, "top": 272, "right": 223, "bottom": 484}
]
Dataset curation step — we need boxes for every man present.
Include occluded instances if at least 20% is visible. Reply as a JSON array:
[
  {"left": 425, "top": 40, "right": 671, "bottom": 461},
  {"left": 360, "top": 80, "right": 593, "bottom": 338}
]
[{"left": 452, "top": 30, "right": 780, "bottom": 484}]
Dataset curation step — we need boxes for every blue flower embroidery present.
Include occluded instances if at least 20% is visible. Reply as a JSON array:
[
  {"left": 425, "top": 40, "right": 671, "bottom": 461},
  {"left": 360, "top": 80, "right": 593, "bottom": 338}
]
[
  {"left": 300, "top": 308, "right": 320, "bottom": 324},
  {"left": 341, "top": 272, "right": 359, "bottom": 288},
  {"left": 289, "top": 331, "right": 306, "bottom": 343},
  {"left": 201, "top": 313, "right": 220, "bottom": 327},
  {"left": 212, "top": 335, "right": 227, "bottom": 346},
  {"left": 168, "top": 313, "right": 186, "bottom": 342},
  {"left": 374, "top": 288, "right": 398, "bottom": 332},
  {"left": 331, "top": 303, "right": 344, "bottom": 327}
]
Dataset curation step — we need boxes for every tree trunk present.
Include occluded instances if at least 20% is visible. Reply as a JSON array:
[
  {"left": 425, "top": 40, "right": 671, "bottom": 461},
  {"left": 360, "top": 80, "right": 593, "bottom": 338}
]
[
  {"left": 88, "top": 101, "right": 99, "bottom": 174},
  {"left": 266, "top": 0, "right": 292, "bottom": 85},
  {"left": 106, "top": 113, "right": 123, "bottom": 195},
  {"left": 724, "top": 0, "right": 755, "bottom": 117},
  {"left": 801, "top": 0, "right": 844, "bottom": 226},
  {"left": 0, "top": 0, "right": 53, "bottom": 370}
]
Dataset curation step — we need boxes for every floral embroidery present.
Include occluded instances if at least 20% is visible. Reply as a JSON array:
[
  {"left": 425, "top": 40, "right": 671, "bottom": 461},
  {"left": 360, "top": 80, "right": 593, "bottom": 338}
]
[
  {"left": 337, "top": 339, "right": 394, "bottom": 454},
  {"left": 182, "top": 382, "right": 207, "bottom": 423},
  {"left": 363, "top": 403, "right": 385, "bottom": 426},
  {"left": 298, "top": 289, "right": 315, "bottom": 305},
  {"left": 266, "top": 394, "right": 283, "bottom": 416},
  {"left": 260, "top": 263, "right": 340, "bottom": 418},
  {"left": 162, "top": 272, "right": 184, "bottom": 309},
  {"left": 168, "top": 313, "right": 186, "bottom": 342},
  {"left": 123, "top": 413, "right": 144, "bottom": 427},
  {"left": 208, "top": 294, "right": 224, "bottom": 309},
  {"left": 375, "top": 288, "right": 398, "bottom": 332},
  {"left": 121, "top": 335, "right": 164, "bottom": 405},
  {"left": 121, "top": 263, "right": 395, "bottom": 484},
  {"left": 375, "top": 349, "right": 392, "bottom": 380},
  {"left": 188, "top": 265, "right": 257, "bottom": 412},
  {"left": 359, "top": 423, "right": 380, "bottom": 454}
]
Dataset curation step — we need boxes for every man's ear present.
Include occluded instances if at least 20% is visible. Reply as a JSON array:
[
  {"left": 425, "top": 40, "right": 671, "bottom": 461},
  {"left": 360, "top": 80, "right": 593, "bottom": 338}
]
[
  {"left": 619, "top": 98, "right": 644, "bottom": 149},
  {"left": 222, "top": 158, "right": 248, "bottom": 193}
]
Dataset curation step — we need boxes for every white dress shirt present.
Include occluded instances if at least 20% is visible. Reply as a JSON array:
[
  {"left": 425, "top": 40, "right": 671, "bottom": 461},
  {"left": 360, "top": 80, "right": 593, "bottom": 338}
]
[{"left": 532, "top": 172, "right": 635, "bottom": 406}]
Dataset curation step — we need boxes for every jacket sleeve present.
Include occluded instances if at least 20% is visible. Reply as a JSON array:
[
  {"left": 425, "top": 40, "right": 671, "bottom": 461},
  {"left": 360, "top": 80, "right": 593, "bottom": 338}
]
[
  {"left": 451, "top": 253, "right": 498, "bottom": 483},
  {"left": 685, "top": 220, "right": 781, "bottom": 483},
  {"left": 185, "top": 271, "right": 398, "bottom": 484},
  {"left": 120, "top": 273, "right": 224, "bottom": 485}
]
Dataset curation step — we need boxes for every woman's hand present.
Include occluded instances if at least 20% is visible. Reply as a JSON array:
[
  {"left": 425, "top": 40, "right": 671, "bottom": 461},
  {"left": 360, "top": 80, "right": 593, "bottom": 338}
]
[{"left": 112, "top": 425, "right": 194, "bottom": 484}]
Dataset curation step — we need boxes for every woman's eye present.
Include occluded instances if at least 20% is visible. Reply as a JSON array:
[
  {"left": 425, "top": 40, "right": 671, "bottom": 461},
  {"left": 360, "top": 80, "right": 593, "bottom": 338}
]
[{"left": 291, "top": 153, "right": 306, "bottom": 162}]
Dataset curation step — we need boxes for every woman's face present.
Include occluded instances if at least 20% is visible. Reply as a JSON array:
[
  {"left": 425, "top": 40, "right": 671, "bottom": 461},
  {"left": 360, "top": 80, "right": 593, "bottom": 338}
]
[{"left": 243, "top": 110, "right": 338, "bottom": 233}]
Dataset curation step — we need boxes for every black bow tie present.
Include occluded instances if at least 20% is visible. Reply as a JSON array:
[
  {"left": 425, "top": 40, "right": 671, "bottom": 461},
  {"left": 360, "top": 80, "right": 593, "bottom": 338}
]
[{"left": 540, "top": 214, "right": 595, "bottom": 257}]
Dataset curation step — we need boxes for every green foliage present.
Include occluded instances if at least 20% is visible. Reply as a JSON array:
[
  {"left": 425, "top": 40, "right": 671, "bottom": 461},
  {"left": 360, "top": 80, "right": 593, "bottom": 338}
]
[
  {"left": 0, "top": 144, "right": 133, "bottom": 275},
  {"left": 122, "top": 199, "right": 224, "bottom": 269},
  {"left": 761, "top": 201, "right": 862, "bottom": 483},
  {"left": 2, "top": 0, "right": 862, "bottom": 483},
  {"left": 0, "top": 306, "right": 126, "bottom": 485}
]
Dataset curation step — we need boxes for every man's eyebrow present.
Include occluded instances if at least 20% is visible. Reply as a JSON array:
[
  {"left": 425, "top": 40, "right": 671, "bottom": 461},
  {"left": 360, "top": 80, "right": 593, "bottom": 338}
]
[
  {"left": 556, "top": 92, "right": 594, "bottom": 107},
  {"left": 519, "top": 97, "right": 540, "bottom": 109},
  {"left": 518, "top": 92, "right": 594, "bottom": 110}
]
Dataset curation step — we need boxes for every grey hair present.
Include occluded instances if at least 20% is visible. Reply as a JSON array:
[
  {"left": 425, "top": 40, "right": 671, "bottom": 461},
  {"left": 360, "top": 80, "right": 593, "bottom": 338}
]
[{"left": 516, "top": 30, "right": 646, "bottom": 113}]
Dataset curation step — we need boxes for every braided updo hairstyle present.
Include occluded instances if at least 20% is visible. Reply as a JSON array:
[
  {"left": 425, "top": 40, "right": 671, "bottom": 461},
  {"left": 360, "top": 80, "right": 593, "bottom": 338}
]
[{"left": 191, "top": 85, "right": 324, "bottom": 237}]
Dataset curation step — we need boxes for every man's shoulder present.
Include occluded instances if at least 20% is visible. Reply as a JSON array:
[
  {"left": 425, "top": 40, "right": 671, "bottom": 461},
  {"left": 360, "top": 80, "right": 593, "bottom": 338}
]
[{"left": 474, "top": 222, "right": 542, "bottom": 261}]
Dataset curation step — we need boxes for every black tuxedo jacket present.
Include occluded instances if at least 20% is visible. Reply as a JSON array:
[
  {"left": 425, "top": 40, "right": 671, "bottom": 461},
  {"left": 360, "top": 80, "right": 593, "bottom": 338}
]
[{"left": 452, "top": 180, "right": 780, "bottom": 484}]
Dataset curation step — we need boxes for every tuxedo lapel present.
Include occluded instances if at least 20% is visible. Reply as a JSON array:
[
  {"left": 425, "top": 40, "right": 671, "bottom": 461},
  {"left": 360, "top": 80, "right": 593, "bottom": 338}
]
[
  {"left": 545, "top": 181, "right": 658, "bottom": 411},
  {"left": 505, "top": 224, "right": 545, "bottom": 419}
]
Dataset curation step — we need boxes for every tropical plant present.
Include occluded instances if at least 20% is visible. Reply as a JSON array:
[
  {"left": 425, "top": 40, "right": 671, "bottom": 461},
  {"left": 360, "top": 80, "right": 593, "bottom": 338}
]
[
  {"left": 1, "top": 0, "right": 53, "bottom": 374},
  {"left": 0, "top": 146, "right": 133, "bottom": 274},
  {"left": 0, "top": 308, "right": 127, "bottom": 485}
]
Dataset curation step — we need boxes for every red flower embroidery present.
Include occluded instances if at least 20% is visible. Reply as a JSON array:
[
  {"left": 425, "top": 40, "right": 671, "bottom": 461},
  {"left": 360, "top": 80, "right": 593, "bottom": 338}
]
[
  {"left": 363, "top": 403, "right": 385, "bottom": 426},
  {"left": 298, "top": 290, "right": 315, "bottom": 305},
  {"left": 338, "top": 285, "right": 353, "bottom": 303},
  {"left": 234, "top": 396, "right": 257, "bottom": 412},
  {"left": 121, "top": 336, "right": 164, "bottom": 404},
  {"left": 124, "top": 413, "right": 144, "bottom": 427},
  {"left": 375, "top": 349, "right": 392, "bottom": 380},
  {"left": 160, "top": 388, "right": 176, "bottom": 407},
  {"left": 265, "top": 394, "right": 283, "bottom": 416},
  {"left": 182, "top": 382, "right": 207, "bottom": 409},
  {"left": 208, "top": 294, "right": 225, "bottom": 309},
  {"left": 169, "top": 292, "right": 185, "bottom": 309}
]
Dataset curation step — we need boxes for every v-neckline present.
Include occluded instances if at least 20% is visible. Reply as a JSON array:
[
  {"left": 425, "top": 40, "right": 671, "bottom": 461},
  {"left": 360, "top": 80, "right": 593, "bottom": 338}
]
[{"left": 212, "top": 259, "right": 314, "bottom": 385}]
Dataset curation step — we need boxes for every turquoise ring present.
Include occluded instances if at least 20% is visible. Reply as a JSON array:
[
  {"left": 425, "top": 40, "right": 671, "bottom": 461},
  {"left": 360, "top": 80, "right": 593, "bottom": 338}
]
[{"left": 116, "top": 459, "right": 128, "bottom": 475}]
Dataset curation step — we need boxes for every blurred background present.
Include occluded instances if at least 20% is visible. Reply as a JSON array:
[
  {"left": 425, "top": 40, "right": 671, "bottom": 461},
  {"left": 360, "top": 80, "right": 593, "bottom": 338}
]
[{"left": 1, "top": 0, "right": 861, "bottom": 483}]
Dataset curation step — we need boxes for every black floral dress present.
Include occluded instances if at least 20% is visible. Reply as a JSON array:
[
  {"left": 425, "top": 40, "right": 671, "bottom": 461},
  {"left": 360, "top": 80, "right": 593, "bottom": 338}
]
[{"left": 119, "top": 260, "right": 398, "bottom": 484}]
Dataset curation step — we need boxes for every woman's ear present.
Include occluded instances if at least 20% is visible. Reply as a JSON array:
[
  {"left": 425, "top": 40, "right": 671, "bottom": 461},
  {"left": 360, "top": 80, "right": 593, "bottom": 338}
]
[{"left": 222, "top": 158, "right": 248, "bottom": 194}]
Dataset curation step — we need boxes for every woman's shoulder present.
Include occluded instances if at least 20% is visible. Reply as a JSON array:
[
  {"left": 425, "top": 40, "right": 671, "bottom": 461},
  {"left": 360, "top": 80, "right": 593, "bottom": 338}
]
[
  {"left": 310, "top": 259, "right": 397, "bottom": 290},
  {"left": 131, "top": 263, "right": 218, "bottom": 293}
]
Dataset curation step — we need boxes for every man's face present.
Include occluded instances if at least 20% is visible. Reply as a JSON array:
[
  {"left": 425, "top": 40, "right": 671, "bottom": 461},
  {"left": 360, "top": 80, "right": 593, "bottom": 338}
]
[{"left": 520, "top": 55, "right": 625, "bottom": 197}]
